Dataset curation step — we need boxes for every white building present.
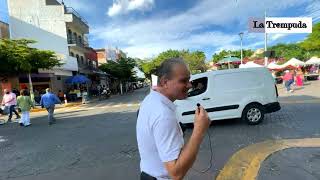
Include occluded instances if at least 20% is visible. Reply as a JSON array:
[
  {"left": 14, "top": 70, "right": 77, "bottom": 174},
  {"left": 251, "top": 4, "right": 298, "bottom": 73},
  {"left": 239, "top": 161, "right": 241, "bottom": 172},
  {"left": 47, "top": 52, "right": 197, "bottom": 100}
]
[{"left": 7, "top": 0, "right": 80, "bottom": 93}]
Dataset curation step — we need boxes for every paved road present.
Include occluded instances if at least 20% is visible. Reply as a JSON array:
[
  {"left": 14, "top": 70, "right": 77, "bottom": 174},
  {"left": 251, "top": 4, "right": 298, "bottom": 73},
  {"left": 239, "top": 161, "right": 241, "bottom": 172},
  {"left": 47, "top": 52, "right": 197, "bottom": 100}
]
[{"left": 0, "top": 81, "right": 319, "bottom": 180}]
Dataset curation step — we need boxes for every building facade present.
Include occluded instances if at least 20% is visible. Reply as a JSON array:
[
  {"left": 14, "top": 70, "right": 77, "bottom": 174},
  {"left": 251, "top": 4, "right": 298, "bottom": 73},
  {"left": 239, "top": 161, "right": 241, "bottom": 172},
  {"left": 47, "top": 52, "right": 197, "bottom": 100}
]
[
  {"left": 96, "top": 47, "right": 127, "bottom": 65},
  {"left": 0, "top": 21, "right": 10, "bottom": 38},
  {"left": 6, "top": 0, "right": 92, "bottom": 94}
]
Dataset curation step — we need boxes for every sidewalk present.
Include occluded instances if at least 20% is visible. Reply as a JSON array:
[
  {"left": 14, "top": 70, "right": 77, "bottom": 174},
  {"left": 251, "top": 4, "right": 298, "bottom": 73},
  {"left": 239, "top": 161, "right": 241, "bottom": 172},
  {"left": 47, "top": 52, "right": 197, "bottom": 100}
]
[
  {"left": 216, "top": 138, "right": 320, "bottom": 180},
  {"left": 277, "top": 80, "right": 320, "bottom": 104},
  {"left": 30, "top": 87, "right": 150, "bottom": 113},
  {"left": 30, "top": 101, "right": 83, "bottom": 113},
  {"left": 258, "top": 147, "right": 320, "bottom": 180}
]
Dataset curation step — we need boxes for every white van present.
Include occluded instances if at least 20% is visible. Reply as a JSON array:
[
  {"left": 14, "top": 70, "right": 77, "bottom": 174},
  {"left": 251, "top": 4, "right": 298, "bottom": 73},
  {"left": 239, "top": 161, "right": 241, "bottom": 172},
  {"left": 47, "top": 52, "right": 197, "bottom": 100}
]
[{"left": 175, "top": 67, "right": 281, "bottom": 125}]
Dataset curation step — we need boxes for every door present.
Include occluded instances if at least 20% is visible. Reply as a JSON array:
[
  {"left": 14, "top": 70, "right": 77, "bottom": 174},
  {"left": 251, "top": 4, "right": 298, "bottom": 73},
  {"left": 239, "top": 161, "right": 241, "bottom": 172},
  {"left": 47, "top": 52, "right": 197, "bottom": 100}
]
[{"left": 176, "top": 77, "right": 214, "bottom": 123}]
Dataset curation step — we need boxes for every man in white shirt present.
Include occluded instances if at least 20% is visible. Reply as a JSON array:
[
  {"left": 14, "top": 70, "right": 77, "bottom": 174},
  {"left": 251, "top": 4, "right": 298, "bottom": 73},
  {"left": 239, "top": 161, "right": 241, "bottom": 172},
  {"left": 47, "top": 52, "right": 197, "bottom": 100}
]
[{"left": 136, "top": 58, "right": 211, "bottom": 180}]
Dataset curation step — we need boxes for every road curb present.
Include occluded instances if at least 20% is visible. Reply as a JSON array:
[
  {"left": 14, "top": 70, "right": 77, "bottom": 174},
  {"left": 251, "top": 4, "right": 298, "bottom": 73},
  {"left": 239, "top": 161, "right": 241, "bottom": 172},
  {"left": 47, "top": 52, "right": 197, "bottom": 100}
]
[{"left": 216, "top": 138, "right": 320, "bottom": 180}]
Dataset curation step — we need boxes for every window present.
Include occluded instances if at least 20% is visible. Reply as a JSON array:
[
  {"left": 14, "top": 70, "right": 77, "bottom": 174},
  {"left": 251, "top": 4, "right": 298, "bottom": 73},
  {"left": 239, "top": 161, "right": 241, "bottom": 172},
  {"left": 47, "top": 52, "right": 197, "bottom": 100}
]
[
  {"left": 67, "top": 29, "right": 72, "bottom": 43},
  {"left": 215, "top": 72, "right": 263, "bottom": 92},
  {"left": 188, "top": 77, "right": 208, "bottom": 97},
  {"left": 73, "top": 32, "right": 77, "bottom": 44},
  {"left": 78, "top": 35, "right": 82, "bottom": 45},
  {"left": 76, "top": 54, "right": 80, "bottom": 65},
  {"left": 81, "top": 56, "right": 84, "bottom": 65}
]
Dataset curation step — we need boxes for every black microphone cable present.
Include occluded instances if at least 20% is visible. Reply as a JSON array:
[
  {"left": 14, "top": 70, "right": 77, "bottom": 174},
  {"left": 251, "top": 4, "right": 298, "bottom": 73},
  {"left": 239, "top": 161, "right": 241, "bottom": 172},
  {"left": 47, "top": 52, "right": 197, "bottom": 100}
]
[{"left": 191, "top": 103, "right": 213, "bottom": 173}]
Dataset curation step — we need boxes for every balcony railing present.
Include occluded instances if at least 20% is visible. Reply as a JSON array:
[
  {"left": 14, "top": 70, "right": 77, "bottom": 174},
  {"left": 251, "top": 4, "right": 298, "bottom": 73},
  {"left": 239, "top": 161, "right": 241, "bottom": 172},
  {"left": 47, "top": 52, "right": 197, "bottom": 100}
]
[
  {"left": 67, "top": 37, "right": 89, "bottom": 48},
  {"left": 65, "top": 7, "right": 88, "bottom": 26}
]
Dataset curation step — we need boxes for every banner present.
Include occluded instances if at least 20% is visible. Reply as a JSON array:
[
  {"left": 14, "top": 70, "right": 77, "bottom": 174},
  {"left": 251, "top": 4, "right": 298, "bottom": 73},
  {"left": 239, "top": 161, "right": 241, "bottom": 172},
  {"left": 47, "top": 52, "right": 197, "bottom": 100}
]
[{"left": 249, "top": 17, "right": 312, "bottom": 33}]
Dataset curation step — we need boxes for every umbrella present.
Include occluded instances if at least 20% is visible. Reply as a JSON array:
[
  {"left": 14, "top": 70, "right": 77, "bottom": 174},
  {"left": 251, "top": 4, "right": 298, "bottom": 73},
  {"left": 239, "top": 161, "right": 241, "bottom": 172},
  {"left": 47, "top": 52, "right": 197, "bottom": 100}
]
[
  {"left": 217, "top": 56, "right": 241, "bottom": 64},
  {"left": 306, "top": 57, "right": 320, "bottom": 65},
  {"left": 65, "top": 75, "right": 91, "bottom": 84}
]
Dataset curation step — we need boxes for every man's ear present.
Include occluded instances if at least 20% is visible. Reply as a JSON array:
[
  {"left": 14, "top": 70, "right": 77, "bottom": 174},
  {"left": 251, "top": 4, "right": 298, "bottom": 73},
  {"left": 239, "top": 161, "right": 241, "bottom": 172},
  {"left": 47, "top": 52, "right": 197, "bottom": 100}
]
[{"left": 159, "top": 76, "right": 168, "bottom": 88}]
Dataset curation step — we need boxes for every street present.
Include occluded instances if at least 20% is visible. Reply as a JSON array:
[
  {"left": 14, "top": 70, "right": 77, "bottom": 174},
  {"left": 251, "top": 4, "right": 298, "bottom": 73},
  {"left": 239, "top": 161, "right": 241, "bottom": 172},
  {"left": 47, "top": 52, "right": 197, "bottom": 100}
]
[{"left": 1, "top": 82, "right": 320, "bottom": 180}]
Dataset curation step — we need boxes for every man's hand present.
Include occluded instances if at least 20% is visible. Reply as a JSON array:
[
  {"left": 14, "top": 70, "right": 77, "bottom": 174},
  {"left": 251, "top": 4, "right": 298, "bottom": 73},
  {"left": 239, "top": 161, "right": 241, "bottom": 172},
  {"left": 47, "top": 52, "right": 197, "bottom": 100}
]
[
  {"left": 163, "top": 105, "right": 211, "bottom": 180},
  {"left": 193, "top": 105, "right": 211, "bottom": 137}
]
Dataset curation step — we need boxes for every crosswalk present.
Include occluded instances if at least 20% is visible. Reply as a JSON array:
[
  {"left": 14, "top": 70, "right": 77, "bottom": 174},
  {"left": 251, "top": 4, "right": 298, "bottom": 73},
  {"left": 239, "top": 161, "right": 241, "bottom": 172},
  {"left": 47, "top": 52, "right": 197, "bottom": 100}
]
[
  {"left": 0, "top": 136, "right": 7, "bottom": 143},
  {"left": 56, "top": 103, "right": 141, "bottom": 113}
]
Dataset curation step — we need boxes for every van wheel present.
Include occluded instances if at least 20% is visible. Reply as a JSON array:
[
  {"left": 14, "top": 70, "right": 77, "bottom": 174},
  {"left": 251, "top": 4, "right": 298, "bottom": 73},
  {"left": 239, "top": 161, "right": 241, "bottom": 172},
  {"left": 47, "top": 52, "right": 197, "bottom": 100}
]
[{"left": 242, "top": 104, "right": 264, "bottom": 125}]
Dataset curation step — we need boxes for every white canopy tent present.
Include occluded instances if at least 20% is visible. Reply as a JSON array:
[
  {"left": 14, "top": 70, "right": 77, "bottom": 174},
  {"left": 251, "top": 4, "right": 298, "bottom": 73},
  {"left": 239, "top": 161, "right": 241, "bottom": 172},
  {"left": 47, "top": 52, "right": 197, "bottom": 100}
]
[
  {"left": 283, "top": 58, "right": 305, "bottom": 67},
  {"left": 267, "top": 62, "right": 283, "bottom": 70},
  {"left": 306, "top": 57, "right": 320, "bottom": 65},
  {"left": 239, "top": 61, "right": 263, "bottom": 68}
]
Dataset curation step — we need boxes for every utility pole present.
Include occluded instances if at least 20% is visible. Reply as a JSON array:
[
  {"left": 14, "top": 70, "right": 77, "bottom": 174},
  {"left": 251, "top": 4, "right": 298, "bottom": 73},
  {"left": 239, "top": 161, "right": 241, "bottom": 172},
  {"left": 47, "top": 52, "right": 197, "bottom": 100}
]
[
  {"left": 264, "top": 10, "right": 268, "bottom": 66},
  {"left": 239, "top": 32, "right": 244, "bottom": 64}
]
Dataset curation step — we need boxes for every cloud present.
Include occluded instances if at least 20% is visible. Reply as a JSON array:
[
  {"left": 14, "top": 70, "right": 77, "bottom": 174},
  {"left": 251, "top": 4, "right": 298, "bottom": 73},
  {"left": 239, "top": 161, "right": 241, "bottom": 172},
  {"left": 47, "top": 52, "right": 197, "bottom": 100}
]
[
  {"left": 92, "top": 0, "right": 316, "bottom": 59},
  {"left": 107, "top": 0, "right": 154, "bottom": 17},
  {"left": 305, "top": 1, "right": 320, "bottom": 22}
]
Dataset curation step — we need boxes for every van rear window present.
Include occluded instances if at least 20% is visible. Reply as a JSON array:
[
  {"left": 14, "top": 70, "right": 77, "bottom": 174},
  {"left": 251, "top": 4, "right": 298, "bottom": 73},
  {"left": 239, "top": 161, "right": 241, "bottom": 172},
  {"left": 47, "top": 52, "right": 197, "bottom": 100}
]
[{"left": 215, "top": 72, "right": 263, "bottom": 91}]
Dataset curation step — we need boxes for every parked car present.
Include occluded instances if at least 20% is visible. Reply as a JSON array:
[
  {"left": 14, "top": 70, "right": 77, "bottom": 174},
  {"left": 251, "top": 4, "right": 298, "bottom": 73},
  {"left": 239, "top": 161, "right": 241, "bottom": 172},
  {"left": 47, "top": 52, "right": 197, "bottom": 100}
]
[{"left": 175, "top": 67, "right": 281, "bottom": 125}]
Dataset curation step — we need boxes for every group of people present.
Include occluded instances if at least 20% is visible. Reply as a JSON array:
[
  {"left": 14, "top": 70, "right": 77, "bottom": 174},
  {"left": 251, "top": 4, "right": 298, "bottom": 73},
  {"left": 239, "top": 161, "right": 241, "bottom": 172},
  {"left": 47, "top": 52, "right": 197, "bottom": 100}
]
[
  {"left": 1, "top": 88, "right": 61, "bottom": 126},
  {"left": 282, "top": 69, "right": 304, "bottom": 92}
]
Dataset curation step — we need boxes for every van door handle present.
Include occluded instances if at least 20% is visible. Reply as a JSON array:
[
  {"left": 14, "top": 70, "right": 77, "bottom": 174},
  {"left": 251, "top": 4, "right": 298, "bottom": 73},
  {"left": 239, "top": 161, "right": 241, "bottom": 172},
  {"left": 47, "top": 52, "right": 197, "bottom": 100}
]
[{"left": 202, "top": 97, "right": 210, "bottom": 100}]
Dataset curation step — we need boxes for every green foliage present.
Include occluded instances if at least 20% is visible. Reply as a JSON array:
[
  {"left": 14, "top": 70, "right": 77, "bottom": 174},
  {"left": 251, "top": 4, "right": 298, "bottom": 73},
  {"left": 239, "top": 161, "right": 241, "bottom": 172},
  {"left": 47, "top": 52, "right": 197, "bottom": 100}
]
[
  {"left": 99, "top": 57, "right": 137, "bottom": 82},
  {"left": 137, "top": 49, "right": 208, "bottom": 78},
  {"left": 136, "top": 59, "right": 157, "bottom": 79},
  {"left": 212, "top": 49, "right": 254, "bottom": 63},
  {"left": 269, "top": 43, "right": 308, "bottom": 61},
  {"left": 181, "top": 50, "right": 207, "bottom": 74},
  {"left": 0, "top": 39, "right": 62, "bottom": 76},
  {"left": 300, "top": 23, "right": 320, "bottom": 51}
]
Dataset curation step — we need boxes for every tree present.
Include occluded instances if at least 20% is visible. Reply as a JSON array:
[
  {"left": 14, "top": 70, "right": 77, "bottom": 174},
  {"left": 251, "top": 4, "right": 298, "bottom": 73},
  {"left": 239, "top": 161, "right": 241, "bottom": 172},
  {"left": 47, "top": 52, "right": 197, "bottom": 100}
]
[
  {"left": 137, "top": 49, "right": 208, "bottom": 79},
  {"left": 182, "top": 50, "right": 207, "bottom": 73},
  {"left": 0, "top": 39, "right": 62, "bottom": 75},
  {"left": 212, "top": 49, "right": 254, "bottom": 63},
  {"left": 99, "top": 57, "right": 137, "bottom": 94},
  {"left": 300, "top": 22, "right": 320, "bottom": 51},
  {"left": 0, "top": 39, "right": 62, "bottom": 99},
  {"left": 269, "top": 43, "right": 308, "bottom": 61},
  {"left": 136, "top": 59, "right": 156, "bottom": 80},
  {"left": 99, "top": 57, "right": 137, "bottom": 81}
]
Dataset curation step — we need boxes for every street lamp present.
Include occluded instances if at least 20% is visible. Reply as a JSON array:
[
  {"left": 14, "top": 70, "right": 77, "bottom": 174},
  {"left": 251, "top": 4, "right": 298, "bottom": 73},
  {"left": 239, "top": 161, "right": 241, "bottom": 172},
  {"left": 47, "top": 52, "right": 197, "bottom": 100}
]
[{"left": 239, "top": 32, "right": 244, "bottom": 64}]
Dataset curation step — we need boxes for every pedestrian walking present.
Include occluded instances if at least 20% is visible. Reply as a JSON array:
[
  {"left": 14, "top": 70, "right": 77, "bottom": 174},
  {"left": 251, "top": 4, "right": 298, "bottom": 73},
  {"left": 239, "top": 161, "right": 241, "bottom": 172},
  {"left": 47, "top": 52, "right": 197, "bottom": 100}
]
[
  {"left": 283, "top": 70, "right": 294, "bottom": 92},
  {"left": 136, "top": 58, "right": 211, "bottom": 180},
  {"left": 17, "top": 89, "right": 34, "bottom": 127},
  {"left": 295, "top": 68, "right": 304, "bottom": 87},
  {"left": 1, "top": 89, "right": 20, "bottom": 122},
  {"left": 40, "top": 88, "right": 61, "bottom": 125}
]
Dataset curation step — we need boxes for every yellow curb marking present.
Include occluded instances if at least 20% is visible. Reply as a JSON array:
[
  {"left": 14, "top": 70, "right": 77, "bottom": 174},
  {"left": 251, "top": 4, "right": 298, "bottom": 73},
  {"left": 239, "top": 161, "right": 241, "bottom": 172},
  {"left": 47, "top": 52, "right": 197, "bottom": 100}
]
[{"left": 216, "top": 138, "right": 320, "bottom": 180}]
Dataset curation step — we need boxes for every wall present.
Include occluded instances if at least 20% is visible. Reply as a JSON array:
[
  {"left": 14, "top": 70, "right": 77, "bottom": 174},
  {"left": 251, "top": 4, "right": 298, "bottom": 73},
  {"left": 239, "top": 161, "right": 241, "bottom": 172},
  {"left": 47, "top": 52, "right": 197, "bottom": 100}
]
[
  {"left": 0, "top": 21, "right": 10, "bottom": 38},
  {"left": 96, "top": 50, "right": 107, "bottom": 65},
  {"left": 7, "top": 0, "right": 78, "bottom": 72}
]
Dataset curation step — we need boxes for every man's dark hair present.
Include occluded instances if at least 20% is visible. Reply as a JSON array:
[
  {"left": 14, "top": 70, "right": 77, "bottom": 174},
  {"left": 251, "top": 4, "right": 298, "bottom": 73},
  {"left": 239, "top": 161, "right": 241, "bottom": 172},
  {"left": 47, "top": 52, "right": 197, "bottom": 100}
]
[
  {"left": 20, "top": 89, "right": 29, "bottom": 96},
  {"left": 156, "top": 58, "right": 187, "bottom": 85}
]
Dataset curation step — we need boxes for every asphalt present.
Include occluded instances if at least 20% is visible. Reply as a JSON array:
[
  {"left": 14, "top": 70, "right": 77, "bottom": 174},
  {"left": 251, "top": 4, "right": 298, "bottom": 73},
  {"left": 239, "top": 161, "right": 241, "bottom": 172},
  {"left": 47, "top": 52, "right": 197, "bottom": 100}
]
[{"left": 0, "top": 81, "right": 319, "bottom": 180}]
